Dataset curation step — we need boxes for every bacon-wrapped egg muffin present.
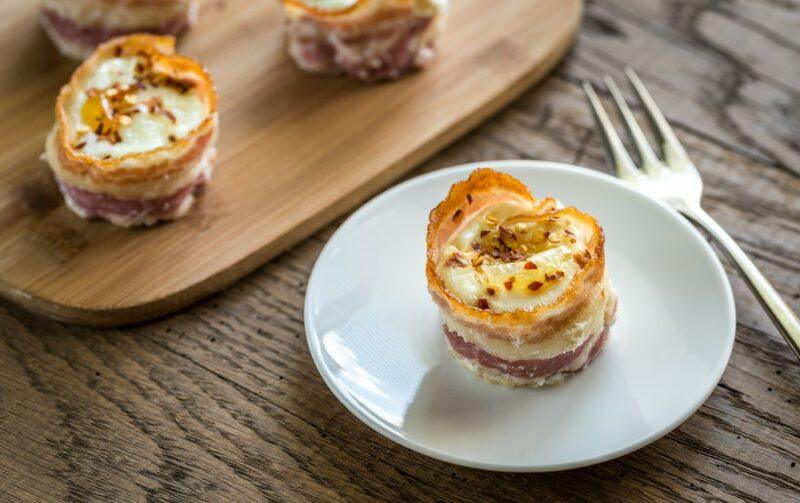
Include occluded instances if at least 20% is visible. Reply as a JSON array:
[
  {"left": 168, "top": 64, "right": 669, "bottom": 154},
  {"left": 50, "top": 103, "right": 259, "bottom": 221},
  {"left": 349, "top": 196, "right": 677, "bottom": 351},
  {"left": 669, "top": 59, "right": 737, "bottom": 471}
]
[
  {"left": 282, "top": 0, "right": 448, "bottom": 82},
  {"left": 43, "top": 34, "right": 218, "bottom": 227},
  {"left": 41, "top": 0, "right": 199, "bottom": 60},
  {"left": 426, "top": 169, "right": 618, "bottom": 387}
]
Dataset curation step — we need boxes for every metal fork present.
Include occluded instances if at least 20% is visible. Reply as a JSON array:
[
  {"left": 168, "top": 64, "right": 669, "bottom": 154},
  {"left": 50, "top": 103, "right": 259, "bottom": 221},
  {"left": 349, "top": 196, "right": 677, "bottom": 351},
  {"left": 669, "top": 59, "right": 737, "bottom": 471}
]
[{"left": 583, "top": 68, "right": 800, "bottom": 360}]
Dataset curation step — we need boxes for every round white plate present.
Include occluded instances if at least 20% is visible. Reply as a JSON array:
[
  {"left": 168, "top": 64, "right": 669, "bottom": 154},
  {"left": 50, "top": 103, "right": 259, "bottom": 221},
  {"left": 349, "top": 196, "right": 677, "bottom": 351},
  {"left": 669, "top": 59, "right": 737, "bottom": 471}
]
[{"left": 304, "top": 160, "right": 735, "bottom": 472}]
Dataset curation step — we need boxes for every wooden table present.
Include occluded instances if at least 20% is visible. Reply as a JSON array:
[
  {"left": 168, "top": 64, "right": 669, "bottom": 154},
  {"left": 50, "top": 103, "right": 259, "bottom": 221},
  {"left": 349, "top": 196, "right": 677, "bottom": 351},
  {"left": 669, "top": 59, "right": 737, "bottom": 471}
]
[{"left": 2, "top": 1, "right": 799, "bottom": 500}]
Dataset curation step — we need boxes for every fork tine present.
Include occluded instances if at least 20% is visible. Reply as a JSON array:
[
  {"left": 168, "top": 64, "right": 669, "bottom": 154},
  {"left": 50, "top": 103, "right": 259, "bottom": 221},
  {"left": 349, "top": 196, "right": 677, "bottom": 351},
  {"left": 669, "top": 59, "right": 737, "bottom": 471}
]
[
  {"left": 582, "top": 81, "right": 640, "bottom": 181},
  {"left": 624, "top": 68, "right": 691, "bottom": 170},
  {"left": 603, "top": 75, "right": 665, "bottom": 176}
]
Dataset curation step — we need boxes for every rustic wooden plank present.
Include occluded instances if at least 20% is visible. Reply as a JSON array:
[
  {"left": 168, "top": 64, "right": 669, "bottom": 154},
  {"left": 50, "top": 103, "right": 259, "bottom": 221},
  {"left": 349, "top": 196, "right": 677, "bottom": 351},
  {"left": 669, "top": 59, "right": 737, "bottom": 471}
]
[
  {"left": 0, "top": 0, "right": 582, "bottom": 326},
  {"left": 576, "top": 0, "right": 800, "bottom": 174},
  {"left": 1, "top": 0, "right": 799, "bottom": 501}
]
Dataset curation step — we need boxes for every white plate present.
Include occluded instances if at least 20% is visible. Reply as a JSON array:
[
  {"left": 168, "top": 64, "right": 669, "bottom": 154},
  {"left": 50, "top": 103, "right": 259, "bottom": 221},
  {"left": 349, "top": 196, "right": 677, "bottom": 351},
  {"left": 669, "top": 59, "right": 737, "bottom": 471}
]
[{"left": 304, "top": 161, "right": 735, "bottom": 472}]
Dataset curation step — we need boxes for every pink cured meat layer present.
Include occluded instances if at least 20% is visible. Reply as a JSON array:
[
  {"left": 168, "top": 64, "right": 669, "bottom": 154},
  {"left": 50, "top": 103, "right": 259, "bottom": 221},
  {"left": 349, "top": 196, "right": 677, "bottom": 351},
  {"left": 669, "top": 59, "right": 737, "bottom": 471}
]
[
  {"left": 59, "top": 172, "right": 207, "bottom": 223},
  {"left": 445, "top": 324, "right": 611, "bottom": 380},
  {"left": 288, "top": 13, "right": 435, "bottom": 82},
  {"left": 41, "top": 8, "right": 191, "bottom": 50}
]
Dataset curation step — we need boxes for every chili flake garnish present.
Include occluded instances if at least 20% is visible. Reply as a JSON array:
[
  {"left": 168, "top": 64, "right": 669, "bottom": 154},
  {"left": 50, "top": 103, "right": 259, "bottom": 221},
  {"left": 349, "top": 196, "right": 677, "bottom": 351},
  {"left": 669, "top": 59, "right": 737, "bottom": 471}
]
[
  {"left": 476, "top": 298, "right": 490, "bottom": 310},
  {"left": 499, "top": 226, "right": 515, "bottom": 241},
  {"left": 452, "top": 209, "right": 464, "bottom": 223},
  {"left": 446, "top": 253, "right": 468, "bottom": 268},
  {"left": 504, "top": 277, "right": 515, "bottom": 290},
  {"left": 486, "top": 287, "right": 496, "bottom": 296},
  {"left": 524, "top": 261, "right": 537, "bottom": 270},
  {"left": 528, "top": 281, "right": 543, "bottom": 291}
]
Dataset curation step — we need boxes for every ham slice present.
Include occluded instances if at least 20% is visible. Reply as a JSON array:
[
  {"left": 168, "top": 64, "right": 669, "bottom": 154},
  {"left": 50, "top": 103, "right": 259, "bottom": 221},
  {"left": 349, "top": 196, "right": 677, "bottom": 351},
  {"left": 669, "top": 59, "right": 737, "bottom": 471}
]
[
  {"left": 445, "top": 324, "right": 611, "bottom": 381},
  {"left": 41, "top": 8, "right": 191, "bottom": 55},
  {"left": 287, "top": 14, "right": 436, "bottom": 82},
  {"left": 58, "top": 169, "right": 208, "bottom": 227}
]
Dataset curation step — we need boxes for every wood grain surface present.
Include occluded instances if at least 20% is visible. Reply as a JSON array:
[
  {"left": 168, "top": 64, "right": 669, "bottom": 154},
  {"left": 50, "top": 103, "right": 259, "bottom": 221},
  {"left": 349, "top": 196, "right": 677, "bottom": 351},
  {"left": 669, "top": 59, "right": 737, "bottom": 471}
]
[
  {"left": 2, "top": 0, "right": 799, "bottom": 501},
  {"left": 0, "top": 0, "right": 581, "bottom": 326}
]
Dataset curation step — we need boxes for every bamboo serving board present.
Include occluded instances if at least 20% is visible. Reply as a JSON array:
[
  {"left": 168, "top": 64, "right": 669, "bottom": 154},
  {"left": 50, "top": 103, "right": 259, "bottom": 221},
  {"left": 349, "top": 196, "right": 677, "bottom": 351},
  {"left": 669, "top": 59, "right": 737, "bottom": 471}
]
[{"left": 0, "top": 0, "right": 582, "bottom": 326}]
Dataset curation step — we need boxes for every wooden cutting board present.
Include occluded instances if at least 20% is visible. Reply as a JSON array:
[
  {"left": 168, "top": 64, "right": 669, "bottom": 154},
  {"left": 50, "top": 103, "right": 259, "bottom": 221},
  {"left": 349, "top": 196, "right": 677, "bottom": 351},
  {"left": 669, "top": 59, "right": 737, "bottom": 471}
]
[{"left": 0, "top": 0, "right": 582, "bottom": 326}]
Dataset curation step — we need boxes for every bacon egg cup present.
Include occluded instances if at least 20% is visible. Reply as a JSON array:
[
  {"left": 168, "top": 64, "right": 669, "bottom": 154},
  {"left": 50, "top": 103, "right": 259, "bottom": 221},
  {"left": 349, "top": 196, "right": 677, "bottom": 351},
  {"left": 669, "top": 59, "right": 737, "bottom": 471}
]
[
  {"left": 282, "top": 0, "right": 448, "bottom": 82},
  {"left": 41, "top": 0, "right": 199, "bottom": 60},
  {"left": 43, "top": 34, "right": 218, "bottom": 227},
  {"left": 426, "top": 169, "right": 618, "bottom": 387}
]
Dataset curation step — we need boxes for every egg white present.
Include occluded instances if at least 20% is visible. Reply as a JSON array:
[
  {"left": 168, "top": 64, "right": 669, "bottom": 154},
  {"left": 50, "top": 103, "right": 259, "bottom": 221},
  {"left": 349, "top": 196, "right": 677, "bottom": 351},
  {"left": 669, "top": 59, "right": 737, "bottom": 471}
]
[
  {"left": 437, "top": 205, "right": 586, "bottom": 312},
  {"left": 69, "top": 57, "right": 206, "bottom": 159}
]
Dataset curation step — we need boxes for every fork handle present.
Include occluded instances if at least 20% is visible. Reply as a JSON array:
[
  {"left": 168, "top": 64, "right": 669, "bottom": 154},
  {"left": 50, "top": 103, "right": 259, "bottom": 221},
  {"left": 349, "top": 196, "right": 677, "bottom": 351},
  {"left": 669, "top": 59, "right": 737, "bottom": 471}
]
[{"left": 684, "top": 207, "right": 800, "bottom": 359}]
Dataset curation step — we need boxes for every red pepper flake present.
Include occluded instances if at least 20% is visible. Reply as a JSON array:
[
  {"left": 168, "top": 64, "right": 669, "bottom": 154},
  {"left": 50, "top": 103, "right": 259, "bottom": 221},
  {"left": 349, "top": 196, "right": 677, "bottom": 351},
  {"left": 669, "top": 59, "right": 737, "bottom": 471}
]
[
  {"left": 524, "top": 261, "right": 537, "bottom": 270},
  {"left": 543, "top": 231, "right": 550, "bottom": 239},
  {"left": 504, "top": 277, "right": 515, "bottom": 290},
  {"left": 476, "top": 298, "right": 490, "bottom": 310},
  {"left": 486, "top": 287, "right": 496, "bottom": 296},
  {"left": 480, "top": 230, "right": 490, "bottom": 238},
  {"left": 446, "top": 253, "right": 467, "bottom": 268},
  {"left": 452, "top": 209, "right": 464, "bottom": 223},
  {"left": 556, "top": 270, "right": 565, "bottom": 277},
  {"left": 168, "top": 134, "right": 177, "bottom": 142},
  {"left": 498, "top": 248, "right": 525, "bottom": 262},
  {"left": 499, "top": 226, "right": 515, "bottom": 241},
  {"left": 74, "top": 141, "right": 86, "bottom": 150},
  {"left": 164, "top": 110, "right": 177, "bottom": 123},
  {"left": 528, "top": 281, "right": 543, "bottom": 291},
  {"left": 466, "top": 193, "right": 473, "bottom": 204}
]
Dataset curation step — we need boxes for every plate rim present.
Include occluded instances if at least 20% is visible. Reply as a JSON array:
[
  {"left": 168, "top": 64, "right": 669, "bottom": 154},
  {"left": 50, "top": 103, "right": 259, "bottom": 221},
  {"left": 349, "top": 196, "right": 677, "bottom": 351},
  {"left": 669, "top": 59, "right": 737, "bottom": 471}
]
[{"left": 304, "top": 159, "right": 736, "bottom": 472}]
